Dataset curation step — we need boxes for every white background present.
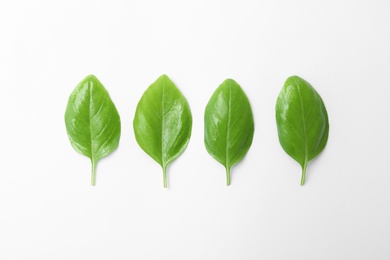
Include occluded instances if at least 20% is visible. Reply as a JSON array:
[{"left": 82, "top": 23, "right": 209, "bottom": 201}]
[{"left": 0, "top": 0, "right": 389, "bottom": 259}]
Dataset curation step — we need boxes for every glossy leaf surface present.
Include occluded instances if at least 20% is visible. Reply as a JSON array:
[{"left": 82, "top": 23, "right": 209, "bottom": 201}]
[
  {"left": 65, "top": 75, "right": 121, "bottom": 186},
  {"left": 133, "top": 74, "right": 192, "bottom": 188},
  {"left": 204, "top": 79, "right": 254, "bottom": 185},
  {"left": 276, "top": 75, "right": 329, "bottom": 185}
]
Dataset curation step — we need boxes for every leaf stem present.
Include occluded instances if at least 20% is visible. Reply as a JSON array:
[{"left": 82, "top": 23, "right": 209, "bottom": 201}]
[
  {"left": 91, "top": 160, "right": 96, "bottom": 186},
  {"left": 163, "top": 166, "right": 167, "bottom": 188},
  {"left": 300, "top": 161, "right": 307, "bottom": 186},
  {"left": 226, "top": 167, "right": 231, "bottom": 186}
]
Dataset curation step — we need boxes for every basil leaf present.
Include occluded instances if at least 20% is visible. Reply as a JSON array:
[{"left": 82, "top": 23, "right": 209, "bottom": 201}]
[
  {"left": 276, "top": 75, "right": 329, "bottom": 185},
  {"left": 204, "top": 79, "right": 254, "bottom": 186},
  {"left": 65, "top": 75, "right": 121, "bottom": 186},
  {"left": 133, "top": 74, "right": 192, "bottom": 188}
]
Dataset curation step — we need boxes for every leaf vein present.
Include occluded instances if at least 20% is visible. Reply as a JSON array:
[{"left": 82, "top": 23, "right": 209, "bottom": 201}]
[{"left": 297, "top": 84, "right": 308, "bottom": 165}]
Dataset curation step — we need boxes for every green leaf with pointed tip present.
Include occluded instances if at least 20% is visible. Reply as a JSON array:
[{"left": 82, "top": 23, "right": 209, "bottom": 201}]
[
  {"left": 65, "top": 75, "right": 121, "bottom": 186},
  {"left": 204, "top": 79, "right": 254, "bottom": 186},
  {"left": 133, "top": 74, "right": 192, "bottom": 188},
  {"left": 276, "top": 75, "right": 329, "bottom": 185}
]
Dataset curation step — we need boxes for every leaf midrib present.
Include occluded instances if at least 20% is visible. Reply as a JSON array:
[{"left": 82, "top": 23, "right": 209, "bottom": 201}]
[
  {"left": 88, "top": 82, "right": 94, "bottom": 161},
  {"left": 225, "top": 84, "right": 232, "bottom": 168},
  {"left": 296, "top": 84, "right": 308, "bottom": 165},
  {"left": 161, "top": 81, "right": 165, "bottom": 167}
]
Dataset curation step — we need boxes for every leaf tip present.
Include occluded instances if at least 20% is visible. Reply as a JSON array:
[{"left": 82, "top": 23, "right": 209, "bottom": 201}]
[
  {"left": 159, "top": 74, "right": 170, "bottom": 81},
  {"left": 84, "top": 74, "right": 98, "bottom": 82},
  {"left": 222, "top": 78, "right": 238, "bottom": 86}
]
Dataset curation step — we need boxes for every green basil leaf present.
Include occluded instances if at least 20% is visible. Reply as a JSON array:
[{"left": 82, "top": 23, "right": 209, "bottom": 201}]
[
  {"left": 276, "top": 75, "right": 329, "bottom": 185},
  {"left": 133, "top": 74, "right": 192, "bottom": 188},
  {"left": 65, "top": 75, "right": 121, "bottom": 186},
  {"left": 204, "top": 79, "right": 254, "bottom": 186}
]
